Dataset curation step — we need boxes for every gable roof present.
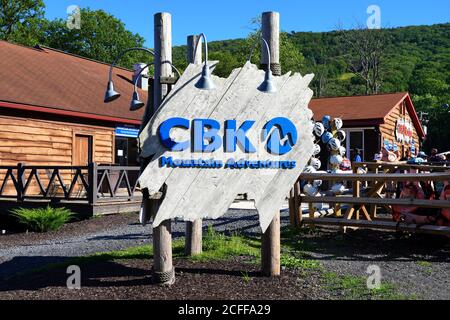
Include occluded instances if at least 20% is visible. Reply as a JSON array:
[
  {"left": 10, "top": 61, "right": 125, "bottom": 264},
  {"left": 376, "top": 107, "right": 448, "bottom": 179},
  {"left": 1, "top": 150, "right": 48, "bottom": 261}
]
[
  {"left": 0, "top": 40, "right": 146, "bottom": 124},
  {"left": 309, "top": 92, "right": 425, "bottom": 138}
]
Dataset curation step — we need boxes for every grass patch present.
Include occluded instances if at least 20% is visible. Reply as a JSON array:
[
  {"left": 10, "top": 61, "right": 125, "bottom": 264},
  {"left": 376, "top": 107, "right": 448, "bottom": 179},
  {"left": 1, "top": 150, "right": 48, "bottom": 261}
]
[
  {"left": 280, "top": 254, "right": 320, "bottom": 270},
  {"left": 416, "top": 261, "right": 432, "bottom": 268},
  {"left": 322, "top": 272, "right": 413, "bottom": 300},
  {"left": 11, "top": 206, "right": 73, "bottom": 232},
  {"left": 241, "top": 271, "right": 252, "bottom": 283},
  {"left": 190, "top": 226, "right": 260, "bottom": 262}
]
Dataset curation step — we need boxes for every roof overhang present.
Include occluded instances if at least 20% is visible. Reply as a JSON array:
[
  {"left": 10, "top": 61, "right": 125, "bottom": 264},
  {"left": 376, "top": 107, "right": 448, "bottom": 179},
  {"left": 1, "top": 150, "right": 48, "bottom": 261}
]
[{"left": 0, "top": 100, "right": 141, "bottom": 125}]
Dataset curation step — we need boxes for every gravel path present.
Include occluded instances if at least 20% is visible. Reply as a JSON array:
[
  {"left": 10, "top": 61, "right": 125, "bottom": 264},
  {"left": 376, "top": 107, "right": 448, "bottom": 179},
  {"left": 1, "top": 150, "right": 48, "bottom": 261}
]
[{"left": 0, "top": 208, "right": 290, "bottom": 281}]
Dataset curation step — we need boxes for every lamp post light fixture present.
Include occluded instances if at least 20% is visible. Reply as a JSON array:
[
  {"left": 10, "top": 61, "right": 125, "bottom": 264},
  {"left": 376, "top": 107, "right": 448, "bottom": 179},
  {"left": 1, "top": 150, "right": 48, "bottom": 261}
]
[
  {"left": 104, "top": 47, "right": 181, "bottom": 112},
  {"left": 129, "top": 62, "right": 181, "bottom": 111},
  {"left": 248, "top": 38, "right": 277, "bottom": 93},
  {"left": 104, "top": 47, "right": 156, "bottom": 103},
  {"left": 193, "top": 33, "right": 215, "bottom": 90}
]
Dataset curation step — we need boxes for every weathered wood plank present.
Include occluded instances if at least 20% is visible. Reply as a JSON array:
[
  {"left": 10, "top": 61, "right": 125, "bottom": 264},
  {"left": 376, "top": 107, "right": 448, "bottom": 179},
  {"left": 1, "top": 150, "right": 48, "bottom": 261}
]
[
  {"left": 139, "top": 61, "right": 315, "bottom": 232},
  {"left": 302, "top": 217, "right": 450, "bottom": 236},
  {"left": 300, "top": 195, "right": 450, "bottom": 208}
]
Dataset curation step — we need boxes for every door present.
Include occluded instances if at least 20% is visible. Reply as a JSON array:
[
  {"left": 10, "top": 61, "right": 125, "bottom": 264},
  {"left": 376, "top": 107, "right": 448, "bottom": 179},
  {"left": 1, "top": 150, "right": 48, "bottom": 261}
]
[
  {"left": 346, "top": 130, "right": 364, "bottom": 162},
  {"left": 74, "top": 134, "right": 93, "bottom": 166},
  {"left": 115, "top": 137, "right": 129, "bottom": 166}
]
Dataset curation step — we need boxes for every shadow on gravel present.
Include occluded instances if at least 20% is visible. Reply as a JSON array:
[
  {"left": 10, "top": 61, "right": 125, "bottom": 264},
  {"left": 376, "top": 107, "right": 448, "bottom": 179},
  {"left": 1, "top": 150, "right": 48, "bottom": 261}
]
[
  {"left": 0, "top": 258, "right": 262, "bottom": 292},
  {"left": 87, "top": 230, "right": 183, "bottom": 241},
  {"left": 0, "top": 259, "right": 152, "bottom": 291},
  {"left": 292, "top": 228, "right": 450, "bottom": 263}
]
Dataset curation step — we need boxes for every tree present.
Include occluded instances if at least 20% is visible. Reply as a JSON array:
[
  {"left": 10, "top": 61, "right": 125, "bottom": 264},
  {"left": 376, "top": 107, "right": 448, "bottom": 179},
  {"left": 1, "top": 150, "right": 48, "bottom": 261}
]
[
  {"left": 0, "top": 0, "right": 45, "bottom": 42},
  {"left": 43, "top": 8, "right": 148, "bottom": 69},
  {"left": 338, "top": 24, "right": 387, "bottom": 94}
]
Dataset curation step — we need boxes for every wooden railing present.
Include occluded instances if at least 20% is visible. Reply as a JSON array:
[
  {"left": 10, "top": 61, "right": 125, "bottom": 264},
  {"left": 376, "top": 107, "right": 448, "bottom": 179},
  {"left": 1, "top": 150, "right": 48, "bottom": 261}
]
[
  {"left": 0, "top": 163, "right": 142, "bottom": 204},
  {"left": 289, "top": 163, "right": 450, "bottom": 236}
]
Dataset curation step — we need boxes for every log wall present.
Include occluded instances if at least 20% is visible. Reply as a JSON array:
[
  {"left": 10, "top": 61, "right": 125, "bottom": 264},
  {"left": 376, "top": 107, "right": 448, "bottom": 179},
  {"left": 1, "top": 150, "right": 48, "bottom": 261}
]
[
  {"left": 379, "top": 100, "right": 420, "bottom": 158},
  {"left": 0, "top": 115, "right": 114, "bottom": 196}
]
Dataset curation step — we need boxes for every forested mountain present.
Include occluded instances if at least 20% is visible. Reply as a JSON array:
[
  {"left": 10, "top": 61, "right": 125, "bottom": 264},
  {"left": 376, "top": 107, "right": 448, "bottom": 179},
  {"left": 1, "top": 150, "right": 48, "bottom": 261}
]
[
  {"left": 1, "top": 2, "right": 448, "bottom": 150},
  {"left": 171, "top": 23, "right": 450, "bottom": 150}
]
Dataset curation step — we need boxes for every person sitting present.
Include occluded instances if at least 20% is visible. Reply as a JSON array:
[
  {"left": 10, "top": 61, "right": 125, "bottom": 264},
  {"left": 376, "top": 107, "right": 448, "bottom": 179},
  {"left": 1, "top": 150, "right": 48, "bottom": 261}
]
[{"left": 429, "top": 148, "right": 442, "bottom": 162}]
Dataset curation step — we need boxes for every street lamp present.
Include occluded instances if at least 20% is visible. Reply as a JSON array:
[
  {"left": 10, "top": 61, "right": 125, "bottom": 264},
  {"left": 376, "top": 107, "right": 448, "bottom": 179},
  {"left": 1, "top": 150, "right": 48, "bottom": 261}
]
[
  {"left": 248, "top": 38, "right": 277, "bottom": 93},
  {"left": 193, "top": 33, "right": 215, "bottom": 90},
  {"left": 129, "top": 62, "right": 181, "bottom": 111},
  {"left": 104, "top": 47, "right": 156, "bottom": 103},
  {"left": 104, "top": 47, "right": 181, "bottom": 111}
]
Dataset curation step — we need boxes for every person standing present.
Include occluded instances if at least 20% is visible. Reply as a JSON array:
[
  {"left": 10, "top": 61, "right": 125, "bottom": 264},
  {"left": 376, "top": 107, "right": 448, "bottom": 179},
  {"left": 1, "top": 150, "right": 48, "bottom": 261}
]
[{"left": 354, "top": 148, "right": 362, "bottom": 163}]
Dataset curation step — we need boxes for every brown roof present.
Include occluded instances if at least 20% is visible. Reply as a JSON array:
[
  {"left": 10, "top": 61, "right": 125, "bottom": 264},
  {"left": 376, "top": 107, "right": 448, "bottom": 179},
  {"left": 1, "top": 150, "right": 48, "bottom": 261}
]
[
  {"left": 309, "top": 92, "right": 425, "bottom": 138},
  {"left": 0, "top": 40, "right": 146, "bottom": 123}
]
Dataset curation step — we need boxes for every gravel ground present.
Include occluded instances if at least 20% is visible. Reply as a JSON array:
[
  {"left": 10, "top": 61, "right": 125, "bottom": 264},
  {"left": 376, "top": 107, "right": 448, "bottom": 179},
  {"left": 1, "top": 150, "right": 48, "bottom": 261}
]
[
  {"left": 299, "top": 227, "right": 450, "bottom": 299},
  {"left": 0, "top": 206, "right": 449, "bottom": 300},
  {"left": 0, "top": 207, "right": 281, "bottom": 281}
]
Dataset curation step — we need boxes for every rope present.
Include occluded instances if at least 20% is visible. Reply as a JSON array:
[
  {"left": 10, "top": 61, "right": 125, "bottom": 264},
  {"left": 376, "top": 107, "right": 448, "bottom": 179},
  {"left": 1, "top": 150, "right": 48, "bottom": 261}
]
[
  {"left": 260, "top": 63, "right": 281, "bottom": 76},
  {"left": 152, "top": 267, "right": 175, "bottom": 285}
]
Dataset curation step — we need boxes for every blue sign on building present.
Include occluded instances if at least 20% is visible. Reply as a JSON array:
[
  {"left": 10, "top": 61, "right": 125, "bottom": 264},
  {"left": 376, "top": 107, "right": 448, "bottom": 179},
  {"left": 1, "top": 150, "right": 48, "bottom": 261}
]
[{"left": 115, "top": 127, "right": 139, "bottom": 138}]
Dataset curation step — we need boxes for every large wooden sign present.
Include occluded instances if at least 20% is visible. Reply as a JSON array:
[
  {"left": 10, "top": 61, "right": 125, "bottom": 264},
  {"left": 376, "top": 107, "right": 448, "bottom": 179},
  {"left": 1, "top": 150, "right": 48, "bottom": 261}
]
[{"left": 139, "top": 61, "right": 314, "bottom": 232}]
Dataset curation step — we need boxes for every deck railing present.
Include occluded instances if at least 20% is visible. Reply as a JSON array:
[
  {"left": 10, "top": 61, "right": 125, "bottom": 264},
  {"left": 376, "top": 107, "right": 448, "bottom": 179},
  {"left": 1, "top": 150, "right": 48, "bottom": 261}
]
[
  {"left": 289, "top": 162, "right": 450, "bottom": 236},
  {"left": 0, "top": 163, "right": 142, "bottom": 204}
]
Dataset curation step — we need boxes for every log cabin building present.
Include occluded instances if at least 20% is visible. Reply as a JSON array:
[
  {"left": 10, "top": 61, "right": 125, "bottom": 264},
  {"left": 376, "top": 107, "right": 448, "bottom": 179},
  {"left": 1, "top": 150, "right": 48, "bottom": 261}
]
[
  {"left": 0, "top": 40, "right": 146, "bottom": 169},
  {"left": 309, "top": 92, "right": 426, "bottom": 162}
]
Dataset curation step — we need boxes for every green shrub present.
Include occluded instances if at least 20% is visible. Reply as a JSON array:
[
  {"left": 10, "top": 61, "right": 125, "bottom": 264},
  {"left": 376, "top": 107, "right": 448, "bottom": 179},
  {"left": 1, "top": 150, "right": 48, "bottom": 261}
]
[{"left": 11, "top": 206, "right": 74, "bottom": 232}]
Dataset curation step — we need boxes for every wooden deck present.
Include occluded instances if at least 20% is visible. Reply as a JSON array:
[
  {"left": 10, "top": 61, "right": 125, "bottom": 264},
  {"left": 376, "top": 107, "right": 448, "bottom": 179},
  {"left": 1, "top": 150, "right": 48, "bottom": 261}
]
[{"left": 0, "top": 163, "right": 143, "bottom": 219}]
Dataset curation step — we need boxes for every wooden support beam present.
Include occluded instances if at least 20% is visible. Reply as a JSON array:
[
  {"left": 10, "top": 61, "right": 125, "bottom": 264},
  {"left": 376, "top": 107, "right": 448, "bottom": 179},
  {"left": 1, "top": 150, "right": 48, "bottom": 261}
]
[
  {"left": 185, "top": 219, "right": 202, "bottom": 256},
  {"left": 184, "top": 34, "right": 203, "bottom": 256},
  {"left": 151, "top": 12, "right": 174, "bottom": 286},
  {"left": 261, "top": 211, "right": 281, "bottom": 276},
  {"left": 261, "top": 11, "right": 281, "bottom": 277},
  {"left": 294, "top": 181, "right": 302, "bottom": 226},
  {"left": 289, "top": 188, "right": 295, "bottom": 226},
  {"left": 261, "top": 11, "right": 280, "bottom": 75}
]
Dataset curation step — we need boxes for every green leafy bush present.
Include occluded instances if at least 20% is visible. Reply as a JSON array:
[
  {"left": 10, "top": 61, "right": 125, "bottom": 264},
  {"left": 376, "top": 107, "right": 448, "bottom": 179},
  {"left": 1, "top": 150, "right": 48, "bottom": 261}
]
[{"left": 11, "top": 206, "right": 73, "bottom": 232}]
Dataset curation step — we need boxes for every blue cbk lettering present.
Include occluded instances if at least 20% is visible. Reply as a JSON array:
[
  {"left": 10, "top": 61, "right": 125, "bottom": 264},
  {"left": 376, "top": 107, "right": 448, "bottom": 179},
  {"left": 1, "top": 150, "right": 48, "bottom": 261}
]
[
  {"left": 263, "top": 117, "right": 297, "bottom": 155},
  {"left": 158, "top": 117, "right": 190, "bottom": 151},
  {"left": 193, "top": 119, "right": 222, "bottom": 152},
  {"left": 159, "top": 117, "right": 297, "bottom": 155},
  {"left": 224, "top": 120, "right": 256, "bottom": 153}
]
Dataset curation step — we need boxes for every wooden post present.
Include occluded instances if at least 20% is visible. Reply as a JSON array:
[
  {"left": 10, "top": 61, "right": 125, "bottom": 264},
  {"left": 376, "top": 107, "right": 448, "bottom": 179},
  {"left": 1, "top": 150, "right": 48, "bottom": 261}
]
[
  {"left": 261, "top": 211, "right": 281, "bottom": 276},
  {"left": 187, "top": 35, "right": 202, "bottom": 65},
  {"left": 184, "top": 34, "right": 203, "bottom": 256},
  {"left": 16, "top": 162, "right": 25, "bottom": 202},
  {"left": 87, "top": 162, "right": 98, "bottom": 205},
  {"left": 261, "top": 11, "right": 281, "bottom": 277},
  {"left": 261, "top": 11, "right": 280, "bottom": 76},
  {"left": 294, "top": 181, "right": 302, "bottom": 226},
  {"left": 151, "top": 12, "right": 174, "bottom": 285}
]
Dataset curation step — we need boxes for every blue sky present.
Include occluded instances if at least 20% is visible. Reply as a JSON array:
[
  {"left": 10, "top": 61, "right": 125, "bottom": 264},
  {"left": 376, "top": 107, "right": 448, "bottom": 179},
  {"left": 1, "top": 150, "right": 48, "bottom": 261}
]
[{"left": 43, "top": 0, "right": 450, "bottom": 46}]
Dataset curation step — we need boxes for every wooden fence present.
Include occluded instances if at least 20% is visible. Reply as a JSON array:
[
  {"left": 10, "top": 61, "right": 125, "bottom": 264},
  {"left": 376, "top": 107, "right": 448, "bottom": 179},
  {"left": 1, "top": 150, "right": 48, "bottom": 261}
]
[
  {"left": 289, "top": 162, "right": 450, "bottom": 236},
  {"left": 0, "top": 163, "right": 142, "bottom": 205}
]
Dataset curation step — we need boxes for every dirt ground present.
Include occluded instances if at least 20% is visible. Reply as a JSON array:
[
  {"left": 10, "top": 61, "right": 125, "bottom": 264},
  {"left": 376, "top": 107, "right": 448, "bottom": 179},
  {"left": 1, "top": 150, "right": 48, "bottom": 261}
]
[
  {"left": 0, "top": 256, "right": 330, "bottom": 300},
  {"left": 1, "top": 212, "right": 449, "bottom": 300}
]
